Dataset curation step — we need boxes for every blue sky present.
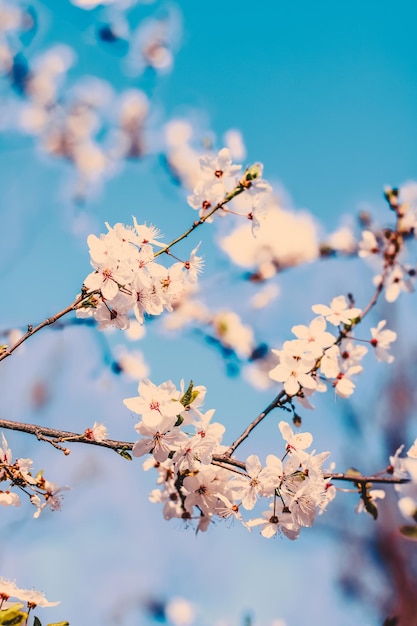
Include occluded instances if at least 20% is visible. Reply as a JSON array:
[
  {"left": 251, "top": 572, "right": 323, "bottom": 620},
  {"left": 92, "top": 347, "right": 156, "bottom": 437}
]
[{"left": 1, "top": 1, "right": 417, "bottom": 624}]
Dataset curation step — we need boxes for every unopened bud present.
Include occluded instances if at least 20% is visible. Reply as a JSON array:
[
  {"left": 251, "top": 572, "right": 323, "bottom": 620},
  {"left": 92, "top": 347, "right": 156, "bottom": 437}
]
[
  {"left": 244, "top": 163, "right": 262, "bottom": 182},
  {"left": 384, "top": 186, "right": 399, "bottom": 210}
]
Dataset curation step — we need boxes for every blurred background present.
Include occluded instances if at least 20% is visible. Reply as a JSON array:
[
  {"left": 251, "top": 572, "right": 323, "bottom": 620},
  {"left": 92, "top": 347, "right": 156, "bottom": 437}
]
[{"left": 1, "top": 1, "right": 417, "bottom": 624}]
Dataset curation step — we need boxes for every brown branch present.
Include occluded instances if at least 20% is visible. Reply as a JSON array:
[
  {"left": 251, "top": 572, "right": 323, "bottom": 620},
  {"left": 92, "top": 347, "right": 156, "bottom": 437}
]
[
  {"left": 0, "top": 419, "right": 133, "bottom": 453},
  {"left": 0, "top": 294, "right": 87, "bottom": 363},
  {"left": 222, "top": 224, "right": 404, "bottom": 461},
  {"left": 0, "top": 177, "right": 252, "bottom": 362},
  {"left": 324, "top": 473, "right": 410, "bottom": 485},
  {"left": 0, "top": 419, "right": 410, "bottom": 487},
  {"left": 153, "top": 183, "right": 246, "bottom": 259},
  {"left": 223, "top": 391, "right": 288, "bottom": 456},
  {"left": 359, "top": 262, "right": 391, "bottom": 320}
]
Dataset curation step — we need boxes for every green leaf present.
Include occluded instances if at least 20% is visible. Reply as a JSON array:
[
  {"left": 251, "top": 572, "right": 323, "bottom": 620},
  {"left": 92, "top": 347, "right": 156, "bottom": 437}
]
[
  {"left": 174, "top": 415, "right": 184, "bottom": 427},
  {"left": 399, "top": 524, "right": 417, "bottom": 540},
  {"left": 33, "top": 617, "right": 42, "bottom": 626},
  {"left": 180, "top": 380, "right": 196, "bottom": 407},
  {"left": 364, "top": 496, "right": 378, "bottom": 520},
  {"left": 0, "top": 605, "right": 28, "bottom": 626},
  {"left": 34, "top": 469, "right": 44, "bottom": 481},
  {"left": 118, "top": 447, "right": 132, "bottom": 461},
  {"left": 346, "top": 467, "right": 362, "bottom": 479}
]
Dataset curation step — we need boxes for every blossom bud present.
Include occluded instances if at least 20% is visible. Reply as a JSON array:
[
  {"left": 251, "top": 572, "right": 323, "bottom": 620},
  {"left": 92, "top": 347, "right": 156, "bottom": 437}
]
[{"left": 244, "top": 163, "right": 262, "bottom": 181}]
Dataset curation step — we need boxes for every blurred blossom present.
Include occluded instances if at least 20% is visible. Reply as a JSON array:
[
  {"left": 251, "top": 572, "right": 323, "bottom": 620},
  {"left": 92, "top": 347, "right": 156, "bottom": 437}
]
[
  {"left": 399, "top": 180, "right": 417, "bottom": 207},
  {"left": 324, "top": 225, "right": 357, "bottom": 255},
  {"left": 220, "top": 199, "right": 319, "bottom": 277},
  {"left": 162, "top": 296, "right": 210, "bottom": 331},
  {"left": 70, "top": 0, "right": 123, "bottom": 9},
  {"left": 166, "top": 597, "right": 195, "bottom": 626},
  {"left": 125, "top": 320, "right": 146, "bottom": 340},
  {"left": 26, "top": 45, "right": 74, "bottom": 106},
  {"left": 212, "top": 310, "right": 254, "bottom": 358},
  {"left": 0, "top": 41, "right": 13, "bottom": 73},
  {"left": 250, "top": 283, "right": 280, "bottom": 309},
  {"left": 0, "top": 1, "right": 23, "bottom": 32},
  {"left": 243, "top": 359, "right": 276, "bottom": 390},
  {"left": 0, "top": 1, "right": 35, "bottom": 74},
  {"left": 126, "top": 7, "right": 182, "bottom": 76},
  {"left": 115, "top": 348, "right": 149, "bottom": 379},
  {"left": 397, "top": 180, "right": 417, "bottom": 234},
  {"left": 223, "top": 128, "right": 246, "bottom": 161},
  {"left": 110, "top": 89, "right": 149, "bottom": 158},
  {"left": 164, "top": 118, "right": 202, "bottom": 188},
  {"left": 7, "top": 328, "right": 24, "bottom": 348},
  {"left": 71, "top": 76, "right": 114, "bottom": 111}
]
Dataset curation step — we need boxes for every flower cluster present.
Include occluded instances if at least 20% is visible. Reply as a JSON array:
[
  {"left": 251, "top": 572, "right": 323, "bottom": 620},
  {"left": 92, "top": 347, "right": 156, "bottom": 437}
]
[
  {"left": 0, "top": 433, "right": 68, "bottom": 518},
  {"left": 269, "top": 296, "right": 397, "bottom": 404},
  {"left": 76, "top": 219, "right": 204, "bottom": 330},
  {"left": 220, "top": 197, "right": 319, "bottom": 279},
  {"left": 187, "top": 148, "right": 270, "bottom": 221},
  {"left": 123, "top": 379, "right": 332, "bottom": 538},
  {"left": 357, "top": 185, "right": 417, "bottom": 302}
]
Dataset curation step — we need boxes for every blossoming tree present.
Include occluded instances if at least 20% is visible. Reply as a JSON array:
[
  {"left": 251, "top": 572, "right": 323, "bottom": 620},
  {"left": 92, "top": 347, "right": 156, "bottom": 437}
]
[{"left": 1, "top": 1, "right": 417, "bottom": 625}]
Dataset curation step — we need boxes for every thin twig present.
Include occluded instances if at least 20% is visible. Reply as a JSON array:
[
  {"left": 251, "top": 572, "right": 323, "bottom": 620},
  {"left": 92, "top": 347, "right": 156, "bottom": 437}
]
[
  {"left": 0, "top": 294, "right": 86, "bottom": 363},
  {"left": 325, "top": 473, "right": 410, "bottom": 485},
  {"left": 0, "top": 419, "right": 133, "bottom": 453},
  {"left": 153, "top": 184, "right": 245, "bottom": 259},
  {"left": 0, "top": 183, "right": 248, "bottom": 362},
  {"left": 223, "top": 391, "right": 287, "bottom": 456}
]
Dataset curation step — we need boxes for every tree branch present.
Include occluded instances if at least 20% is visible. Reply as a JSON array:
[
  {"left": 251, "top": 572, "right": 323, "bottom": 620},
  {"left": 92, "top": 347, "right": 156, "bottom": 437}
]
[
  {"left": 153, "top": 182, "right": 246, "bottom": 259},
  {"left": 0, "top": 419, "right": 133, "bottom": 453},
  {"left": 0, "top": 294, "right": 87, "bottom": 363},
  {"left": 224, "top": 391, "right": 288, "bottom": 457},
  {"left": 0, "top": 418, "right": 410, "bottom": 487}
]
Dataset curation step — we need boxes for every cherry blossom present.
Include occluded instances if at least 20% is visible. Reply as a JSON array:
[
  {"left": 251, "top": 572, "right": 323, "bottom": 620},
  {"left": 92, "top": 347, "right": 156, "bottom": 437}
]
[
  {"left": 198, "top": 147, "right": 241, "bottom": 181},
  {"left": 358, "top": 230, "right": 379, "bottom": 257},
  {"left": 338, "top": 338, "right": 368, "bottom": 370},
  {"left": 374, "top": 264, "right": 415, "bottom": 303},
  {"left": 85, "top": 422, "right": 108, "bottom": 442},
  {"left": 269, "top": 352, "right": 316, "bottom": 396},
  {"left": 187, "top": 179, "right": 225, "bottom": 217},
  {"left": 0, "top": 577, "right": 59, "bottom": 607},
  {"left": 133, "top": 416, "right": 188, "bottom": 463},
  {"left": 0, "top": 491, "right": 20, "bottom": 507},
  {"left": 78, "top": 217, "right": 203, "bottom": 330},
  {"left": 370, "top": 320, "right": 397, "bottom": 363},
  {"left": 183, "top": 465, "right": 228, "bottom": 517},
  {"left": 231, "top": 454, "right": 264, "bottom": 510},
  {"left": 291, "top": 316, "right": 336, "bottom": 358},
  {"left": 278, "top": 421, "right": 313, "bottom": 457},
  {"left": 184, "top": 243, "right": 204, "bottom": 283},
  {"left": 334, "top": 364, "right": 362, "bottom": 398},
  {"left": 312, "top": 295, "right": 362, "bottom": 327},
  {"left": 172, "top": 433, "right": 219, "bottom": 472},
  {"left": 247, "top": 503, "right": 300, "bottom": 540},
  {"left": 30, "top": 482, "right": 70, "bottom": 519}
]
